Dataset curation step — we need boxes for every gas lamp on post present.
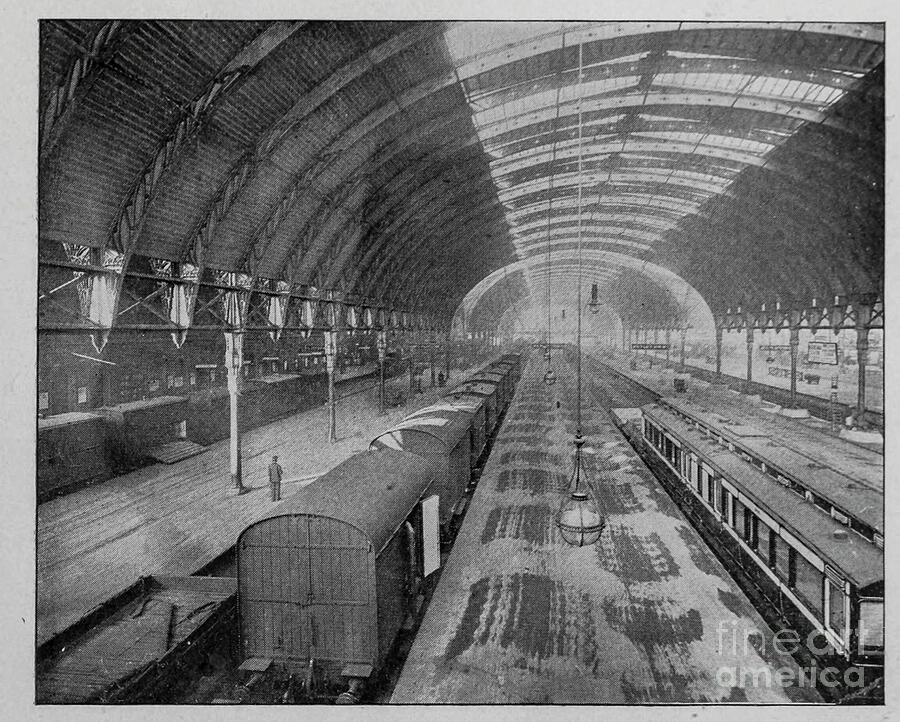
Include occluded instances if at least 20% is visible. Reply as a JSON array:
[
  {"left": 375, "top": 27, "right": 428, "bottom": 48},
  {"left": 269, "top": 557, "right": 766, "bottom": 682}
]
[{"left": 554, "top": 40, "right": 605, "bottom": 547}]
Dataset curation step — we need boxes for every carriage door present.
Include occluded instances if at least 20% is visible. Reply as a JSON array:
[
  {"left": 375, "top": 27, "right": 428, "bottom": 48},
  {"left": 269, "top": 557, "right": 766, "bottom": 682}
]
[
  {"left": 823, "top": 566, "right": 848, "bottom": 651},
  {"left": 239, "top": 515, "right": 375, "bottom": 668},
  {"left": 421, "top": 495, "right": 441, "bottom": 577},
  {"left": 303, "top": 516, "right": 375, "bottom": 665}
]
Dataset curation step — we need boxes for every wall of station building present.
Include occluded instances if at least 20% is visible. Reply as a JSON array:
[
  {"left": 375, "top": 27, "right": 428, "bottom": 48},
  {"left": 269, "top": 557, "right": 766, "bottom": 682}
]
[
  {"left": 36, "top": 328, "right": 404, "bottom": 501},
  {"left": 37, "top": 329, "right": 382, "bottom": 417}
]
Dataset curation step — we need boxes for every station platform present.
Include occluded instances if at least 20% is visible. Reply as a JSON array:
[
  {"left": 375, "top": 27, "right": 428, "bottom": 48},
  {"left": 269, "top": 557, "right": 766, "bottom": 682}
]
[
  {"left": 392, "top": 350, "right": 821, "bottom": 703},
  {"left": 36, "top": 362, "right": 480, "bottom": 646},
  {"left": 636, "top": 347, "right": 882, "bottom": 414},
  {"left": 599, "top": 351, "right": 884, "bottom": 457}
]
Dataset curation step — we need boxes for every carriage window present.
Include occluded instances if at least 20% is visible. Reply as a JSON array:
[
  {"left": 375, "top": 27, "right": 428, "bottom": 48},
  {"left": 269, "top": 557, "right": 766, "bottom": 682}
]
[
  {"left": 743, "top": 509, "right": 759, "bottom": 550},
  {"left": 858, "top": 600, "right": 884, "bottom": 656},
  {"left": 733, "top": 498, "right": 745, "bottom": 534},
  {"left": 77, "top": 386, "right": 87, "bottom": 404},
  {"left": 792, "top": 550, "right": 824, "bottom": 619},
  {"left": 757, "top": 518, "right": 776, "bottom": 567},
  {"left": 39, "top": 392, "right": 49, "bottom": 411},
  {"left": 827, "top": 578, "right": 845, "bottom": 637},
  {"left": 706, "top": 475, "right": 716, "bottom": 506}
]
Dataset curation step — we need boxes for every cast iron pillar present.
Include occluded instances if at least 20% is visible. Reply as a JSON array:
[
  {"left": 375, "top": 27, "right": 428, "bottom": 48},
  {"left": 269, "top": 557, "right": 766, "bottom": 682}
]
[
  {"left": 377, "top": 330, "right": 387, "bottom": 415},
  {"left": 225, "top": 332, "right": 246, "bottom": 494},
  {"left": 855, "top": 305, "right": 872, "bottom": 428},
  {"left": 680, "top": 327, "right": 687, "bottom": 367},
  {"left": 430, "top": 332, "right": 436, "bottom": 387},
  {"left": 745, "top": 326, "right": 755, "bottom": 392},
  {"left": 715, "top": 324, "right": 723, "bottom": 379},
  {"left": 325, "top": 330, "right": 337, "bottom": 443},
  {"left": 408, "top": 345, "right": 416, "bottom": 400},
  {"left": 789, "top": 324, "right": 800, "bottom": 408}
]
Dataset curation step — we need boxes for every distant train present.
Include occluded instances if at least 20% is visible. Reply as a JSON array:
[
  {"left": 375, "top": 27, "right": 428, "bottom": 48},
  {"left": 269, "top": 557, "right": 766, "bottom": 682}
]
[{"left": 235, "top": 353, "right": 523, "bottom": 702}]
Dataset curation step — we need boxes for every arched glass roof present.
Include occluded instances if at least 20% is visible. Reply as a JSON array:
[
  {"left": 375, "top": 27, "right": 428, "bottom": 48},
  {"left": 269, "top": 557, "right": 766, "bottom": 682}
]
[{"left": 38, "top": 20, "right": 883, "bottom": 331}]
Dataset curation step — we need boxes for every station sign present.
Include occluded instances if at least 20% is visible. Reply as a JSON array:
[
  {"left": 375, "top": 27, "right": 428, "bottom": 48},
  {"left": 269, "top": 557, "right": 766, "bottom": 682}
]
[
  {"left": 631, "top": 343, "right": 670, "bottom": 350},
  {"left": 807, "top": 341, "right": 838, "bottom": 365}
]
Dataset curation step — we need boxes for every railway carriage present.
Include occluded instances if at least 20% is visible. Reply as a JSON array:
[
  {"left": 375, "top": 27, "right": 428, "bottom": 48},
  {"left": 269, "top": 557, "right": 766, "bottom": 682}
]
[
  {"left": 639, "top": 402, "right": 884, "bottom": 668},
  {"left": 444, "top": 380, "right": 501, "bottom": 437},
  {"left": 236, "top": 449, "right": 440, "bottom": 700},
  {"left": 369, "top": 409, "right": 473, "bottom": 529},
  {"left": 468, "top": 370, "right": 513, "bottom": 411},
  {"left": 37, "top": 412, "right": 109, "bottom": 501},
  {"left": 404, "top": 398, "right": 488, "bottom": 472}
]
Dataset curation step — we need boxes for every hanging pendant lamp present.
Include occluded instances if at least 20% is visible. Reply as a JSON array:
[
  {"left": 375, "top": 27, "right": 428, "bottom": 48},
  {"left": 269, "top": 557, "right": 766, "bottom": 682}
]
[
  {"left": 558, "top": 434, "right": 604, "bottom": 546},
  {"left": 588, "top": 282, "right": 602, "bottom": 314},
  {"left": 542, "top": 45, "right": 567, "bottom": 388},
  {"left": 555, "top": 41, "right": 605, "bottom": 547}
]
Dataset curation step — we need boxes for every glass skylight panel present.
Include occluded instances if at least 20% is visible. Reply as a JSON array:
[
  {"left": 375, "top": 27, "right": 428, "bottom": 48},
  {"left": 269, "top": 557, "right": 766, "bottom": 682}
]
[
  {"left": 515, "top": 235, "right": 654, "bottom": 253},
  {"left": 631, "top": 131, "right": 772, "bottom": 156},
  {"left": 443, "top": 22, "right": 568, "bottom": 63},
  {"left": 507, "top": 196, "right": 687, "bottom": 218},
  {"left": 512, "top": 222, "right": 665, "bottom": 243},
  {"left": 831, "top": 68, "right": 865, "bottom": 78},
  {"left": 475, "top": 77, "right": 642, "bottom": 130},
  {"left": 510, "top": 212, "right": 674, "bottom": 235},
  {"left": 613, "top": 166, "right": 728, "bottom": 186},
  {"left": 654, "top": 72, "right": 756, "bottom": 94},
  {"left": 588, "top": 51, "right": 650, "bottom": 67},
  {"left": 667, "top": 50, "right": 755, "bottom": 62},
  {"left": 609, "top": 193, "right": 702, "bottom": 214}
]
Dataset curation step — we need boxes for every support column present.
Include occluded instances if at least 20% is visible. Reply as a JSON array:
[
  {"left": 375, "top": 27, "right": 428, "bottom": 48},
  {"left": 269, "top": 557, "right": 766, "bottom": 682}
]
[
  {"left": 408, "top": 338, "right": 416, "bottom": 400},
  {"left": 324, "top": 330, "right": 337, "bottom": 443},
  {"left": 745, "top": 326, "right": 755, "bottom": 392},
  {"left": 665, "top": 329, "right": 671, "bottom": 367},
  {"left": 855, "top": 308, "right": 871, "bottom": 428},
  {"left": 377, "top": 330, "right": 387, "bottom": 415},
  {"left": 789, "top": 324, "right": 800, "bottom": 408},
  {"left": 225, "top": 332, "right": 246, "bottom": 494},
  {"left": 621, "top": 324, "right": 627, "bottom": 352},
  {"left": 444, "top": 331, "right": 451, "bottom": 380},
  {"left": 715, "top": 325, "right": 723, "bottom": 378},
  {"left": 430, "top": 332, "right": 436, "bottom": 387},
  {"left": 680, "top": 327, "right": 687, "bottom": 367}
]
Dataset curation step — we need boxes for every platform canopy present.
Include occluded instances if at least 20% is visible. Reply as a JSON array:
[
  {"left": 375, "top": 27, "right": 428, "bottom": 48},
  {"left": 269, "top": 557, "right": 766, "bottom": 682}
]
[{"left": 39, "top": 21, "right": 883, "bottom": 335}]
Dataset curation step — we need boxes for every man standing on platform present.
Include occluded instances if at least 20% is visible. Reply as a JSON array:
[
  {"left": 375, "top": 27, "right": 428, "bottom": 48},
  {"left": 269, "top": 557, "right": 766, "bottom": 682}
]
[{"left": 269, "top": 455, "right": 283, "bottom": 502}]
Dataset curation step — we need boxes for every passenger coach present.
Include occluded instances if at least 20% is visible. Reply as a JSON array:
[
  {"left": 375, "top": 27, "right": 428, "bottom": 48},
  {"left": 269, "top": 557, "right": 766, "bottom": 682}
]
[{"left": 639, "top": 401, "right": 883, "bottom": 668}]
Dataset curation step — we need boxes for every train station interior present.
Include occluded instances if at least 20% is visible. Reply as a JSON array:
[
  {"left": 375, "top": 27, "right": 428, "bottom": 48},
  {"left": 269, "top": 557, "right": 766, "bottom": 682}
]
[{"left": 30, "top": 18, "right": 884, "bottom": 707}]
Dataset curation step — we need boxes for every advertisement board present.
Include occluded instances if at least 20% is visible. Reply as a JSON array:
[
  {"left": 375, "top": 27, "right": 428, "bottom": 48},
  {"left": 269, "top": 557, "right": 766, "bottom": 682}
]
[{"left": 807, "top": 341, "right": 838, "bottom": 365}]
